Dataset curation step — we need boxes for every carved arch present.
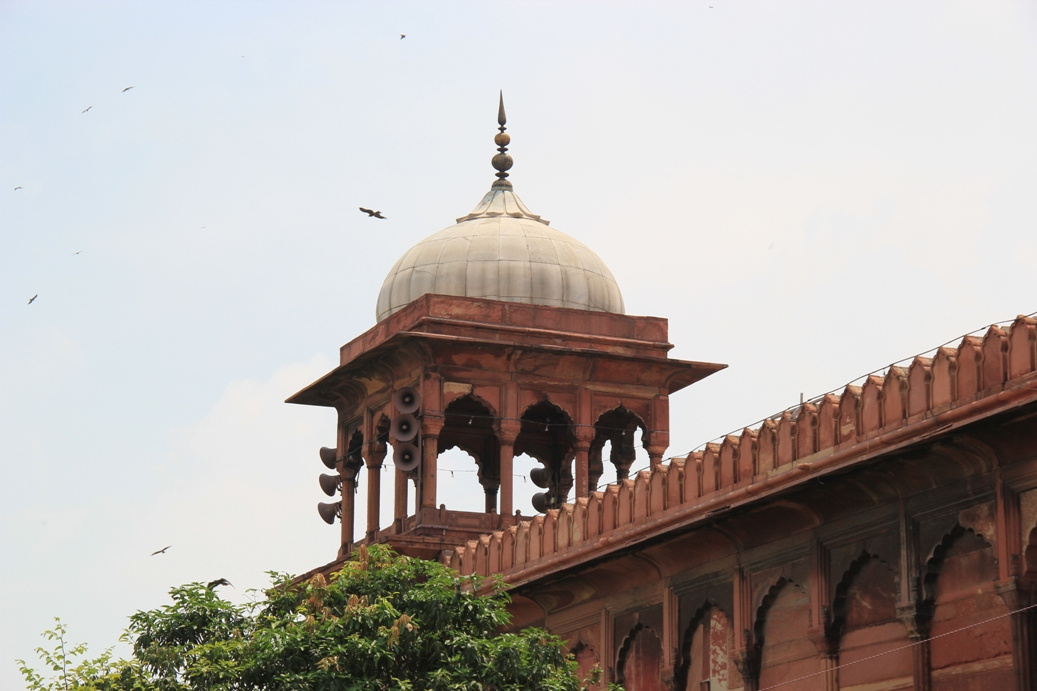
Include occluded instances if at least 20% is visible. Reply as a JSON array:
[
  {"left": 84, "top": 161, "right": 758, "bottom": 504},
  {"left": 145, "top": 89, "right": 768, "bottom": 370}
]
[
  {"left": 590, "top": 405, "right": 647, "bottom": 491},
  {"left": 674, "top": 600, "right": 732, "bottom": 691},
  {"left": 919, "top": 523, "right": 995, "bottom": 628},
  {"left": 515, "top": 400, "right": 576, "bottom": 509},
  {"left": 616, "top": 623, "right": 664, "bottom": 690},
  {"left": 827, "top": 551, "right": 897, "bottom": 647},
  {"left": 440, "top": 395, "right": 500, "bottom": 493}
]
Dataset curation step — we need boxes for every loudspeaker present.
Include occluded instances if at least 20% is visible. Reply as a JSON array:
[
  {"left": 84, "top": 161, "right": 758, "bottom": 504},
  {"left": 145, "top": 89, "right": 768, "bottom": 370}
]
[
  {"left": 317, "top": 501, "right": 340, "bottom": 524},
  {"left": 319, "top": 446, "right": 338, "bottom": 469},
  {"left": 391, "top": 386, "right": 422, "bottom": 472},
  {"left": 530, "top": 466, "right": 550, "bottom": 488},
  {"left": 390, "top": 413, "right": 419, "bottom": 442},
  {"left": 392, "top": 387, "right": 421, "bottom": 415},
  {"left": 531, "top": 492, "right": 549, "bottom": 513},
  {"left": 393, "top": 442, "right": 420, "bottom": 472},
  {"left": 318, "top": 473, "right": 341, "bottom": 497}
]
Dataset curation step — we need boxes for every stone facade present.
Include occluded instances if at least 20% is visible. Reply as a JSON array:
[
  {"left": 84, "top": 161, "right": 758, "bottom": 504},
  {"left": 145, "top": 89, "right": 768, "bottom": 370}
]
[{"left": 293, "top": 305, "right": 1037, "bottom": 690}]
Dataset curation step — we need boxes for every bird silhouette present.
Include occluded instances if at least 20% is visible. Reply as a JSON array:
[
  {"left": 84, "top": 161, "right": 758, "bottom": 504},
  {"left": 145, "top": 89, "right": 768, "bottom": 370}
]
[
  {"left": 151, "top": 545, "right": 171, "bottom": 556},
  {"left": 82, "top": 106, "right": 92, "bottom": 113},
  {"left": 400, "top": 34, "right": 406, "bottom": 39},
  {"left": 14, "top": 186, "right": 22, "bottom": 191},
  {"left": 360, "top": 207, "right": 386, "bottom": 219},
  {"left": 122, "top": 86, "right": 134, "bottom": 92},
  {"left": 28, "top": 294, "right": 37, "bottom": 305},
  {"left": 72, "top": 251, "right": 81, "bottom": 256},
  {"left": 207, "top": 578, "right": 232, "bottom": 590}
]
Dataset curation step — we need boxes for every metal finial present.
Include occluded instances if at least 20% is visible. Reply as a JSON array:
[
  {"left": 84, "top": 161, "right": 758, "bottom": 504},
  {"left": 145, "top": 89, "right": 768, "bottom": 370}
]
[{"left": 491, "top": 91, "right": 513, "bottom": 188}]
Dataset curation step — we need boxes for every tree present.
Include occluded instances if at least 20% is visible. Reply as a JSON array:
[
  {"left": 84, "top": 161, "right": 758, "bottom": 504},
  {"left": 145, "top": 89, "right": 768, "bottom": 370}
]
[{"left": 19, "top": 544, "right": 606, "bottom": 690}]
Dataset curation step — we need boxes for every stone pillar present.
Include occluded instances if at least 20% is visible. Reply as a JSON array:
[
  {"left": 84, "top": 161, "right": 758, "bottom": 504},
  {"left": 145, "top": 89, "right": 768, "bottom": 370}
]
[
  {"left": 648, "top": 394, "right": 670, "bottom": 467},
  {"left": 997, "top": 580, "right": 1033, "bottom": 691},
  {"left": 645, "top": 444, "right": 667, "bottom": 468},
  {"left": 498, "top": 421, "right": 520, "bottom": 517},
  {"left": 574, "top": 425, "right": 595, "bottom": 498},
  {"left": 393, "top": 464, "right": 408, "bottom": 531},
  {"left": 363, "top": 442, "right": 386, "bottom": 540},
  {"left": 419, "top": 416, "right": 443, "bottom": 510},
  {"left": 338, "top": 466, "right": 357, "bottom": 556},
  {"left": 897, "top": 582, "right": 933, "bottom": 691},
  {"left": 732, "top": 567, "right": 760, "bottom": 691}
]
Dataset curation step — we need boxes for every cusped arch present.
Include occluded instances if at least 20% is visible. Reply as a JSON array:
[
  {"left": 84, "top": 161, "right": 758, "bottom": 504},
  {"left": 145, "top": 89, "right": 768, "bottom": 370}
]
[
  {"left": 752, "top": 576, "right": 808, "bottom": 652},
  {"left": 515, "top": 399, "right": 576, "bottom": 509},
  {"left": 616, "top": 623, "right": 664, "bottom": 690},
  {"left": 441, "top": 394, "right": 498, "bottom": 456},
  {"left": 674, "top": 599, "right": 732, "bottom": 691},
  {"left": 590, "top": 405, "right": 647, "bottom": 490},
  {"left": 827, "top": 551, "right": 897, "bottom": 646},
  {"left": 921, "top": 523, "right": 994, "bottom": 610}
]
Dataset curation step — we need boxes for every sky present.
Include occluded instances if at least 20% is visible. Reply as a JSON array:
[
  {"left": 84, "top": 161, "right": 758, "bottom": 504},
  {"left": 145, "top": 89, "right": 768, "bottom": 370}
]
[{"left": 2, "top": 0, "right": 1035, "bottom": 685}]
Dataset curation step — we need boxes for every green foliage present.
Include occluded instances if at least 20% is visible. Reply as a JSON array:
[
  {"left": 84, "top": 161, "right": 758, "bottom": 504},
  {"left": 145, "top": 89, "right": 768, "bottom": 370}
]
[
  {"left": 16, "top": 618, "right": 128, "bottom": 691},
  {"left": 19, "top": 545, "right": 600, "bottom": 690}
]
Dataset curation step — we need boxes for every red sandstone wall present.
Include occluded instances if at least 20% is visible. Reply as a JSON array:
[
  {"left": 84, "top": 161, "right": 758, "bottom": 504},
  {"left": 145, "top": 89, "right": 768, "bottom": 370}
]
[{"left": 448, "top": 315, "right": 1037, "bottom": 581}]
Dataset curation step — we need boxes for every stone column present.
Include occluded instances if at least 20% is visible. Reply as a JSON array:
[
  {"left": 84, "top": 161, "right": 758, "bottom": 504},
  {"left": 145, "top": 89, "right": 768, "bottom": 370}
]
[
  {"left": 419, "top": 416, "right": 444, "bottom": 510},
  {"left": 732, "top": 567, "right": 760, "bottom": 691},
  {"left": 363, "top": 442, "right": 386, "bottom": 540},
  {"left": 499, "top": 421, "right": 521, "bottom": 516},
  {"left": 648, "top": 394, "right": 670, "bottom": 467},
  {"left": 645, "top": 444, "right": 667, "bottom": 467},
  {"left": 338, "top": 466, "right": 357, "bottom": 556},
  {"left": 996, "top": 580, "right": 1033, "bottom": 691},
  {"left": 393, "top": 463, "right": 408, "bottom": 531},
  {"left": 574, "top": 425, "right": 595, "bottom": 498},
  {"left": 897, "top": 584, "right": 932, "bottom": 691}
]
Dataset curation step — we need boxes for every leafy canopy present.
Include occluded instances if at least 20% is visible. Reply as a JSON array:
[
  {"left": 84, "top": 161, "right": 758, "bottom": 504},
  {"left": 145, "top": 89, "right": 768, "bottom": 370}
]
[{"left": 18, "top": 544, "right": 603, "bottom": 690}]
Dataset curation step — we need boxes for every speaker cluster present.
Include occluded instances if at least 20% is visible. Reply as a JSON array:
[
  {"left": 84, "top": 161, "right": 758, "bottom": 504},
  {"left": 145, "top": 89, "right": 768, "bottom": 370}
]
[
  {"left": 317, "top": 445, "right": 342, "bottom": 524},
  {"left": 390, "top": 387, "right": 422, "bottom": 472}
]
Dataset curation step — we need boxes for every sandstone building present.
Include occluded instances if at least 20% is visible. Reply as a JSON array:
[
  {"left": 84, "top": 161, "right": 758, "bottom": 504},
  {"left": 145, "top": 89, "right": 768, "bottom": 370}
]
[{"left": 290, "top": 99, "right": 1037, "bottom": 690}]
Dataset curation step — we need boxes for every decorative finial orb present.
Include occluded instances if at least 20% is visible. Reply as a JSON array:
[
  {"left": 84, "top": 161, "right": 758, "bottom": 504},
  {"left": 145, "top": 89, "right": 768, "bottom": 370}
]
[
  {"left": 492, "top": 91, "right": 513, "bottom": 189},
  {"left": 374, "top": 91, "right": 626, "bottom": 322}
]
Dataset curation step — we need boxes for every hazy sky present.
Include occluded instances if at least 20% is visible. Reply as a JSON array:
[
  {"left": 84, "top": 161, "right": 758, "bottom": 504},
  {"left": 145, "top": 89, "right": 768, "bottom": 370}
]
[{"left": 2, "top": 1, "right": 1035, "bottom": 686}]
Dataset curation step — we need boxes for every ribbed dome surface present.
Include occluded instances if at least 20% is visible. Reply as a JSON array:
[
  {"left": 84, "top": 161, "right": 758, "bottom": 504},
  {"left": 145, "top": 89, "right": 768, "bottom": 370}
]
[{"left": 375, "top": 185, "right": 624, "bottom": 322}]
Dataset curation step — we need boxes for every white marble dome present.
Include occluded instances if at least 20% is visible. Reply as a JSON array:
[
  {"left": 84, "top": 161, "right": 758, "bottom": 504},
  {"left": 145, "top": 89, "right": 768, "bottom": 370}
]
[{"left": 375, "top": 183, "right": 625, "bottom": 322}]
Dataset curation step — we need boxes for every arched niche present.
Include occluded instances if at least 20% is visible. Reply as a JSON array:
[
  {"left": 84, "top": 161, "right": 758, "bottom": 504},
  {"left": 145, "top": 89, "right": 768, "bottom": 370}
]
[
  {"left": 830, "top": 553, "right": 909, "bottom": 689},
  {"left": 675, "top": 601, "right": 733, "bottom": 691},
  {"left": 754, "top": 577, "right": 822, "bottom": 689},
  {"left": 515, "top": 400, "right": 575, "bottom": 510},
  {"left": 438, "top": 395, "right": 500, "bottom": 513},
  {"left": 616, "top": 623, "right": 664, "bottom": 691},
  {"left": 590, "top": 406, "right": 646, "bottom": 491},
  {"left": 923, "top": 524, "right": 1013, "bottom": 688}
]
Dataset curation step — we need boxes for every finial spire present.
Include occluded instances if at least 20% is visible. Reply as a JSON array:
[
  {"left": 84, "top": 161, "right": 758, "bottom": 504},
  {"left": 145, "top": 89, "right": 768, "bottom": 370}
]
[{"left": 491, "top": 90, "right": 513, "bottom": 188}]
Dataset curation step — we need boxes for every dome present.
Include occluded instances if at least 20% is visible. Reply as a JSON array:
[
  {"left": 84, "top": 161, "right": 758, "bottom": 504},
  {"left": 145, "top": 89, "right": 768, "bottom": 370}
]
[
  {"left": 375, "top": 95, "right": 624, "bottom": 322},
  {"left": 375, "top": 186, "right": 625, "bottom": 322}
]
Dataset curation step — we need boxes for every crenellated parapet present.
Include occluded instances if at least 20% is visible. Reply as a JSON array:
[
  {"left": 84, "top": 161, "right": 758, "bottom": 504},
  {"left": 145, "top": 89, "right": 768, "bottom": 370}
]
[{"left": 448, "top": 314, "right": 1037, "bottom": 581}]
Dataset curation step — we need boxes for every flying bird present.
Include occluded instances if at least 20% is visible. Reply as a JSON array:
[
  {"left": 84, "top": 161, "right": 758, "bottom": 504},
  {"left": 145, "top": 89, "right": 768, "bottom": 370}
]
[
  {"left": 14, "top": 186, "right": 22, "bottom": 190},
  {"left": 360, "top": 207, "right": 386, "bottom": 219},
  {"left": 400, "top": 34, "right": 406, "bottom": 39},
  {"left": 207, "top": 578, "right": 232, "bottom": 590},
  {"left": 151, "top": 545, "right": 171, "bottom": 555},
  {"left": 72, "top": 250, "right": 81, "bottom": 255},
  {"left": 82, "top": 106, "right": 92, "bottom": 113},
  {"left": 122, "top": 86, "right": 134, "bottom": 92},
  {"left": 28, "top": 294, "right": 37, "bottom": 305}
]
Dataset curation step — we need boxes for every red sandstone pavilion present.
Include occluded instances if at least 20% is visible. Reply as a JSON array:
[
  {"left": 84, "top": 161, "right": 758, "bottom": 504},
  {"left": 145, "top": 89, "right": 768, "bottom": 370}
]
[{"left": 289, "top": 97, "right": 1037, "bottom": 690}]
